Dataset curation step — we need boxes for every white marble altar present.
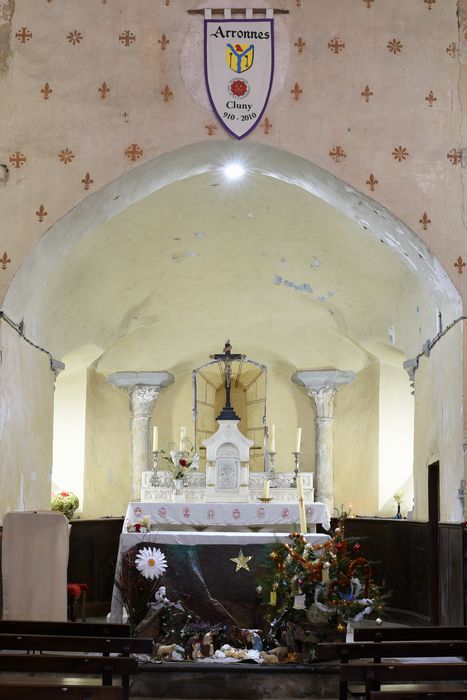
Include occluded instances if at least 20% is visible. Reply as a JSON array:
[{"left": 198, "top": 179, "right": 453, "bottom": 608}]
[
  {"left": 124, "top": 499, "right": 331, "bottom": 531},
  {"left": 141, "top": 469, "right": 314, "bottom": 503},
  {"left": 203, "top": 419, "right": 253, "bottom": 502}
]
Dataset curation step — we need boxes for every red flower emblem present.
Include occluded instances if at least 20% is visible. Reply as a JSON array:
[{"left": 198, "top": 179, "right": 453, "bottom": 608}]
[
  {"left": 257, "top": 507, "right": 265, "bottom": 519},
  {"left": 207, "top": 509, "right": 215, "bottom": 520},
  {"left": 179, "top": 458, "right": 187, "bottom": 467},
  {"left": 158, "top": 507, "right": 167, "bottom": 518},
  {"left": 232, "top": 508, "right": 241, "bottom": 520},
  {"left": 231, "top": 79, "right": 247, "bottom": 97},
  {"left": 281, "top": 507, "right": 290, "bottom": 518},
  {"left": 183, "top": 507, "right": 191, "bottom": 518}
]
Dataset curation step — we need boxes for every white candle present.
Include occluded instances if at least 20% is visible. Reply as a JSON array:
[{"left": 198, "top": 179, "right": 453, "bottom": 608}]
[
  {"left": 179, "top": 426, "right": 186, "bottom": 451},
  {"left": 269, "top": 424, "right": 276, "bottom": 452},
  {"left": 152, "top": 426, "right": 159, "bottom": 452},
  {"left": 295, "top": 427, "right": 302, "bottom": 453},
  {"left": 262, "top": 479, "right": 270, "bottom": 499},
  {"left": 297, "top": 475, "right": 307, "bottom": 533}
]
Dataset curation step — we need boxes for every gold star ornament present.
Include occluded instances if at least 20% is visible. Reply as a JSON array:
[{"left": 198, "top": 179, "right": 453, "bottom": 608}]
[{"left": 230, "top": 549, "right": 252, "bottom": 572}]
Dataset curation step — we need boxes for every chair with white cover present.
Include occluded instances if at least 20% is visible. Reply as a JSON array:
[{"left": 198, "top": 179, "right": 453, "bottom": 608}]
[{"left": 2, "top": 510, "right": 69, "bottom": 621}]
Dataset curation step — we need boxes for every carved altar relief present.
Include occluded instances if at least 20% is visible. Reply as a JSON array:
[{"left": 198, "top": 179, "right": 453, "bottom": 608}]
[
  {"left": 216, "top": 443, "right": 240, "bottom": 489},
  {"left": 203, "top": 420, "right": 253, "bottom": 502}
]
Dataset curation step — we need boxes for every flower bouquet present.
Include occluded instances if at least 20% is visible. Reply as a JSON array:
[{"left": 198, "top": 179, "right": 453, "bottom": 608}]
[
  {"left": 51, "top": 491, "right": 79, "bottom": 519},
  {"left": 159, "top": 440, "right": 199, "bottom": 480}
]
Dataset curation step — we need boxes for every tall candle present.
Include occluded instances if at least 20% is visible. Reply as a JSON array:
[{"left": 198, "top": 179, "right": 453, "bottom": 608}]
[
  {"left": 179, "top": 426, "right": 186, "bottom": 451},
  {"left": 152, "top": 426, "right": 159, "bottom": 452},
  {"left": 262, "top": 479, "right": 270, "bottom": 499},
  {"left": 297, "top": 475, "right": 307, "bottom": 533},
  {"left": 269, "top": 424, "right": 276, "bottom": 452},
  {"left": 295, "top": 427, "right": 302, "bottom": 453}
]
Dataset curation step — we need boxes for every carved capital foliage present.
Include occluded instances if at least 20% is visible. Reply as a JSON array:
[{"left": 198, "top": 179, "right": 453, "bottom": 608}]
[
  {"left": 307, "top": 386, "right": 338, "bottom": 419},
  {"left": 129, "top": 384, "right": 160, "bottom": 417}
]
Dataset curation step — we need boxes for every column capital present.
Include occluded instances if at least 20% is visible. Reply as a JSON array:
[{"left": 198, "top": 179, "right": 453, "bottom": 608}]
[
  {"left": 107, "top": 371, "right": 174, "bottom": 390},
  {"left": 292, "top": 369, "right": 356, "bottom": 392},
  {"left": 129, "top": 384, "right": 160, "bottom": 417}
]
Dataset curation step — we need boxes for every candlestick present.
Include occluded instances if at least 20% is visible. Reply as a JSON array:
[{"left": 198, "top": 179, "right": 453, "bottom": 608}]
[
  {"left": 150, "top": 449, "right": 160, "bottom": 487},
  {"left": 179, "top": 426, "right": 186, "bottom": 451},
  {"left": 269, "top": 424, "right": 276, "bottom": 453},
  {"left": 295, "top": 427, "right": 302, "bottom": 453},
  {"left": 267, "top": 451, "right": 277, "bottom": 487},
  {"left": 297, "top": 475, "right": 307, "bottom": 533},
  {"left": 291, "top": 451, "right": 301, "bottom": 487},
  {"left": 152, "top": 426, "right": 159, "bottom": 452}
]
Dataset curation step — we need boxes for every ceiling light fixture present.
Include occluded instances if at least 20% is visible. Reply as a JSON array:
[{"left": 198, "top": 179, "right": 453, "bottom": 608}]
[{"left": 223, "top": 163, "right": 246, "bottom": 180}]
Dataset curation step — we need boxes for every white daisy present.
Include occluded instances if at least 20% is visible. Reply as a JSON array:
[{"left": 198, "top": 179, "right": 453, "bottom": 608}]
[{"left": 135, "top": 547, "right": 167, "bottom": 580}]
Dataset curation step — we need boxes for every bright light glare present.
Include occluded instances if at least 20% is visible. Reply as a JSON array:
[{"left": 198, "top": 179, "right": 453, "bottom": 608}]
[{"left": 223, "top": 163, "right": 246, "bottom": 180}]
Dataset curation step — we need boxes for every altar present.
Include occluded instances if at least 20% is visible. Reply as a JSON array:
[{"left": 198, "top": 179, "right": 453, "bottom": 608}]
[
  {"left": 124, "top": 499, "right": 330, "bottom": 531},
  {"left": 110, "top": 529, "right": 331, "bottom": 626}
]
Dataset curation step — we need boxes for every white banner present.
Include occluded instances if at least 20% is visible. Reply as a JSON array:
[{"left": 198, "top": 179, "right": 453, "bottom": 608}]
[{"left": 204, "top": 17, "right": 274, "bottom": 139}]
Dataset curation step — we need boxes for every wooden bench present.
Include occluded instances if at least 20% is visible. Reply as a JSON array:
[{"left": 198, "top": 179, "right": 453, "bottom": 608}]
[
  {"left": 370, "top": 690, "right": 467, "bottom": 699},
  {"left": 316, "top": 640, "right": 467, "bottom": 699},
  {"left": 354, "top": 626, "right": 467, "bottom": 643},
  {"left": 0, "top": 686, "right": 124, "bottom": 699},
  {"left": 0, "top": 620, "right": 130, "bottom": 638},
  {"left": 0, "top": 625, "right": 152, "bottom": 700},
  {"left": 341, "top": 662, "right": 467, "bottom": 699}
]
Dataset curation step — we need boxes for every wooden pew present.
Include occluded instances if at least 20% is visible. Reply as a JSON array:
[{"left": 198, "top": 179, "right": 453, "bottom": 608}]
[
  {"left": 0, "top": 633, "right": 153, "bottom": 655},
  {"left": 316, "top": 641, "right": 467, "bottom": 699},
  {"left": 354, "top": 626, "right": 467, "bottom": 643},
  {"left": 0, "top": 687, "right": 124, "bottom": 699},
  {"left": 0, "top": 628, "right": 152, "bottom": 700},
  {"left": 341, "top": 662, "right": 467, "bottom": 699},
  {"left": 370, "top": 691, "right": 467, "bottom": 699},
  {"left": 0, "top": 620, "right": 130, "bottom": 638}
]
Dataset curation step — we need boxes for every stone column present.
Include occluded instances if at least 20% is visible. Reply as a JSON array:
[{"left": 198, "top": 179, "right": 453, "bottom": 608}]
[
  {"left": 292, "top": 370, "right": 355, "bottom": 513},
  {"left": 108, "top": 371, "right": 174, "bottom": 501}
]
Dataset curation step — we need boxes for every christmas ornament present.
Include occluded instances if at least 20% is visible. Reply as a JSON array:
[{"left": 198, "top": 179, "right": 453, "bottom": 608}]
[
  {"left": 353, "top": 543, "right": 362, "bottom": 553},
  {"left": 375, "top": 617, "right": 383, "bottom": 625},
  {"left": 230, "top": 549, "right": 252, "bottom": 572},
  {"left": 269, "top": 590, "right": 277, "bottom": 606},
  {"left": 256, "top": 585, "right": 263, "bottom": 594},
  {"left": 293, "top": 594, "right": 306, "bottom": 610}
]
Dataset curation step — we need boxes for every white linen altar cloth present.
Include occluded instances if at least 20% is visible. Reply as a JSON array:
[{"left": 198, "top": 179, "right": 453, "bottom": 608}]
[
  {"left": 124, "top": 501, "right": 331, "bottom": 531},
  {"left": 110, "top": 530, "right": 331, "bottom": 622}
]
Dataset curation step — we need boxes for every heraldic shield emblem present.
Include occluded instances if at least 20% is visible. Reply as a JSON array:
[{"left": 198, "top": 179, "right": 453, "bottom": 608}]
[{"left": 205, "top": 18, "right": 274, "bottom": 139}]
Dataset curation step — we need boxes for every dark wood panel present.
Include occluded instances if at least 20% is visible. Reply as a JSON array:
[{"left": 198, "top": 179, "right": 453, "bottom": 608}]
[
  {"left": 68, "top": 518, "right": 123, "bottom": 616},
  {"left": 438, "top": 524, "right": 464, "bottom": 625},
  {"left": 344, "top": 518, "right": 431, "bottom": 623}
]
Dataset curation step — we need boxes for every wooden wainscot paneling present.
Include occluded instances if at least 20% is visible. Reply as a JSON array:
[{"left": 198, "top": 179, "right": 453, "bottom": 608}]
[
  {"left": 68, "top": 518, "right": 124, "bottom": 617},
  {"left": 344, "top": 518, "right": 432, "bottom": 624}
]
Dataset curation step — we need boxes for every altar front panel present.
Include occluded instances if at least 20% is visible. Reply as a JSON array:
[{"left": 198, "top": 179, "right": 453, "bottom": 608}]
[
  {"left": 125, "top": 501, "right": 331, "bottom": 531},
  {"left": 111, "top": 531, "right": 331, "bottom": 628}
]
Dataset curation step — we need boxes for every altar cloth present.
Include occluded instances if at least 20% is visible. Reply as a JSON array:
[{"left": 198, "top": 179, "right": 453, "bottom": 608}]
[
  {"left": 110, "top": 530, "right": 331, "bottom": 624},
  {"left": 124, "top": 501, "right": 331, "bottom": 532}
]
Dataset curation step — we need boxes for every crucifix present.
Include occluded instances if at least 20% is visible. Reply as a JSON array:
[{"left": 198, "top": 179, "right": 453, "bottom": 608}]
[{"left": 210, "top": 340, "right": 245, "bottom": 421}]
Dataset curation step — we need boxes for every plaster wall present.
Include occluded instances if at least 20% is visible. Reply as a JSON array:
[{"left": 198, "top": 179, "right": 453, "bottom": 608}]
[
  {"left": 0, "top": 319, "right": 54, "bottom": 520},
  {"left": 413, "top": 321, "right": 464, "bottom": 522},
  {"left": 52, "top": 367, "right": 87, "bottom": 507},
  {"left": 378, "top": 361, "right": 414, "bottom": 515},
  {"left": 333, "top": 363, "right": 380, "bottom": 516},
  {"left": 83, "top": 368, "right": 130, "bottom": 519}
]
